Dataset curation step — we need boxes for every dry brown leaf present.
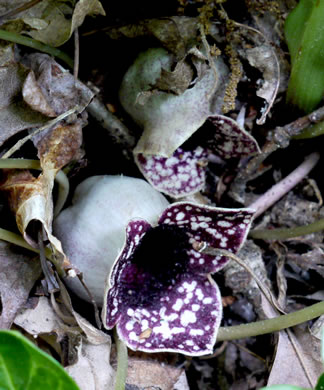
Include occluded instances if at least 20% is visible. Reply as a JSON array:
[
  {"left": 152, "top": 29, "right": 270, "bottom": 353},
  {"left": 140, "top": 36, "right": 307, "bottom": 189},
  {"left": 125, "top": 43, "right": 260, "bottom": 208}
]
[
  {"left": 126, "top": 357, "right": 189, "bottom": 390},
  {"left": 14, "top": 296, "right": 66, "bottom": 336},
  {"left": 0, "top": 45, "right": 46, "bottom": 147},
  {"left": 66, "top": 339, "right": 115, "bottom": 390},
  {"left": 22, "top": 54, "right": 94, "bottom": 116},
  {"left": 0, "top": 240, "right": 41, "bottom": 328},
  {"left": 261, "top": 295, "right": 323, "bottom": 388},
  {"left": 0, "top": 169, "right": 69, "bottom": 268},
  {"left": 105, "top": 16, "right": 200, "bottom": 59},
  {"left": 0, "top": 121, "right": 83, "bottom": 271},
  {"left": 233, "top": 22, "right": 280, "bottom": 125}
]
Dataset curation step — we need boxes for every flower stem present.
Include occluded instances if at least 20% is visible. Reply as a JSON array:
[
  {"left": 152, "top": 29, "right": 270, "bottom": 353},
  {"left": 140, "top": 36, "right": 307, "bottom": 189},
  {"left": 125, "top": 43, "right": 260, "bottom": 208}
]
[
  {"left": 0, "top": 29, "right": 73, "bottom": 68},
  {"left": 217, "top": 300, "right": 324, "bottom": 341},
  {"left": 249, "top": 152, "right": 320, "bottom": 218},
  {"left": 114, "top": 329, "right": 128, "bottom": 390},
  {"left": 249, "top": 217, "right": 324, "bottom": 240}
]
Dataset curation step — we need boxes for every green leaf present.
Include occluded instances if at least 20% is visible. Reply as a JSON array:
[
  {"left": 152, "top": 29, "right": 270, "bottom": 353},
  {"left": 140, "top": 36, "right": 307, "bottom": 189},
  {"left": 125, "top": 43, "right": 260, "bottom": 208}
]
[
  {"left": 0, "top": 330, "right": 80, "bottom": 390},
  {"left": 316, "top": 372, "right": 324, "bottom": 390},
  {"left": 285, "top": 0, "right": 324, "bottom": 113}
]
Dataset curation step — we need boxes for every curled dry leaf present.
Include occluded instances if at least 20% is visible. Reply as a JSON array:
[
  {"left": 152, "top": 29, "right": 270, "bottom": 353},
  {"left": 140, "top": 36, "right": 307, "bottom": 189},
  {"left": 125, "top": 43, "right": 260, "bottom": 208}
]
[
  {"left": 4, "top": 0, "right": 105, "bottom": 47},
  {"left": 0, "top": 45, "right": 46, "bottom": 147},
  {"left": 15, "top": 295, "right": 114, "bottom": 390},
  {"left": 0, "top": 240, "right": 41, "bottom": 329},
  {"left": 0, "top": 169, "right": 69, "bottom": 269},
  {"left": 233, "top": 22, "right": 280, "bottom": 125},
  {"left": 22, "top": 54, "right": 94, "bottom": 117},
  {"left": 0, "top": 123, "right": 82, "bottom": 270}
]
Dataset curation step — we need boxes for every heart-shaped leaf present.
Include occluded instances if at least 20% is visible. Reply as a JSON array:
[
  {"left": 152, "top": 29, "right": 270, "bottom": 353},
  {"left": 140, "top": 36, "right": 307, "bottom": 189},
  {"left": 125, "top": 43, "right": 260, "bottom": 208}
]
[{"left": 0, "top": 330, "right": 79, "bottom": 390}]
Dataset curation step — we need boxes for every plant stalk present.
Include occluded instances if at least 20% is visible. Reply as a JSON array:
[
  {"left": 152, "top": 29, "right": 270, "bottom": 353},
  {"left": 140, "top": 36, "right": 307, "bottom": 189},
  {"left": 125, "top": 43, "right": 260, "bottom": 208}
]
[
  {"left": 217, "top": 300, "right": 324, "bottom": 341},
  {"left": 114, "top": 329, "right": 128, "bottom": 390}
]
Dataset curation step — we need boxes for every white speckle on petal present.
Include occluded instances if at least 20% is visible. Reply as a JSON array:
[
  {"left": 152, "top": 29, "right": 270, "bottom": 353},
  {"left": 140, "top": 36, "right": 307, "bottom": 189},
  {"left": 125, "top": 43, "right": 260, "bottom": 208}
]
[
  {"left": 183, "top": 281, "right": 197, "bottom": 292},
  {"left": 126, "top": 322, "right": 134, "bottom": 331},
  {"left": 217, "top": 221, "right": 232, "bottom": 228},
  {"left": 129, "top": 332, "right": 138, "bottom": 341},
  {"left": 172, "top": 299, "right": 184, "bottom": 311},
  {"left": 180, "top": 310, "right": 197, "bottom": 326},
  {"left": 203, "top": 297, "right": 213, "bottom": 304},
  {"left": 192, "top": 304, "right": 200, "bottom": 311},
  {"left": 190, "top": 329, "right": 204, "bottom": 336},
  {"left": 176, "top": 212, "right": 185, "bottom": 221},
  {"left": 195, "top": 289, "right": 204, "bottom": 301}
]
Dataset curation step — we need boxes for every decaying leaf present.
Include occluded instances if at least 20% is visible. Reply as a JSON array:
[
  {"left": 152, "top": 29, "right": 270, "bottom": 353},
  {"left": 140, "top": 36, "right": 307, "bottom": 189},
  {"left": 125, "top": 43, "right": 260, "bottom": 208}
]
[
  {"left": 105, "top": 16, "right": 201, "bottom": 59},
  {"left": 15, "top": 293, "right": 114, "bottom": 390},
  {"left": 0, "top": 45, "right": 46, "bottom": 147},
  {"left": 4, "top": 0, "right": 105, "bottom": 47},
  {"left": 22, "top": 54, "right": 94, "bottom": 117},
  {"left": 233, "top": 22, "right": 280, "bottom": 125},
  {"left": 66, "top": 339, "right": 115, "bottom": 390},
  {"left": 0, "top": 240, "right": 41, "bottom": 329},
  {"left": 0, "top": 169, "right": 69, "bottom": 269},
  {"left": 126, "top": 357, "right": 189, "bottom": 390},
  {"left": 261, "top": 295, "right": 323, "bottom": 388},
  {"left": 0, "top": 122, "right": 82, "bottom": 270}
]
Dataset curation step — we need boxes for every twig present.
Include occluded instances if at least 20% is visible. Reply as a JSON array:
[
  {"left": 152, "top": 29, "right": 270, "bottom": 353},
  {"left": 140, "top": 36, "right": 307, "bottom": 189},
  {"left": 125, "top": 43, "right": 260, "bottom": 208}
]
[
  {"left": 2, "top": 107, "right": 79, "bottom": 158},
  {"left": 77, "top": 274, "right": 102, "bottom": 329},
  {"left": 74, "top": 28, "right": 80, "bottom": 79},
  {"left": 229, "top": 105, "right": 324, "bottom": 203},
  {"left": 87, "top": 96, "right": 136, "bottom": 157},
  {"left": 249, "top": 152, "right": 320, "bottom": 218},
  {"left": 249, "top": 217, "right": 324, "bottom": 240},
  {"left": 114, "top": 329, "right": 128, "bottom": 390},
  {"left": 217, "top": 300, "right": 324, "bottom": 341},
  {"left": 0, "top": 29, "right": 73, "bottom": 68}
]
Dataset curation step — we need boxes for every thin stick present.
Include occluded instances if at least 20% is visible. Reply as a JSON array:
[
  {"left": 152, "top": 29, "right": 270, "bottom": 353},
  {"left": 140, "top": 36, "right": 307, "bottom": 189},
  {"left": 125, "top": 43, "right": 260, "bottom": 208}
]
[
  {"left": 229, "top": 105, "right": 324, "bottom": 202},
  {"left": 217, "top": 300, "right": 324, "bottom": 341},
  {"left": 249, "top": 152, "right": 320, "bottom": 218},
  {"left": 77, "top": 274, "right": 102, "bottom": 329},
  {"left": 2, "top": 107, "right": 79, "bottom": 158},
  {"left": 114, "top": 329, "right": 128, "bottom": 390},
  {"left": 87, "top": 96, "right": 136, "bottom": 155},
  {"left": 73, "top": 28, "right": 79, "bottom": 79},
  {"left": 0, "top": 29, "right": 73, "bottom": 68}
]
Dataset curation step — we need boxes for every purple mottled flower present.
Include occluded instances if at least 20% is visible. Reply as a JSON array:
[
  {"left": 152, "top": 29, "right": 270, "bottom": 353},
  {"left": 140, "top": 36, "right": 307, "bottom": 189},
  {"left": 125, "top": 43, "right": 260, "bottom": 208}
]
[{"left": 103, "top": 202, "right": 254, "bottom": 356}]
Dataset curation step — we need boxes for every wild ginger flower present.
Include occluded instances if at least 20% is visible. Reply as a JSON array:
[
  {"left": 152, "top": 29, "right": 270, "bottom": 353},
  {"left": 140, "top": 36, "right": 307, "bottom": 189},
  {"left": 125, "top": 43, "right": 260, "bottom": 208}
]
[{"left": 103, "top": 201, "right": 254, "bottom": 355}]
